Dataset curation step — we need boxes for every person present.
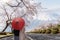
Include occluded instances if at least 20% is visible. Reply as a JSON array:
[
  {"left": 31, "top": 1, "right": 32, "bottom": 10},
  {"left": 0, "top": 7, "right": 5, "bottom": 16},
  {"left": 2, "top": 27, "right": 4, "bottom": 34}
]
[
  {"left": 13, "top": 30, "right": 20, "bottom": 40},
  {"left": 11, "top": 18, "right": 25, "bottom": 40}
]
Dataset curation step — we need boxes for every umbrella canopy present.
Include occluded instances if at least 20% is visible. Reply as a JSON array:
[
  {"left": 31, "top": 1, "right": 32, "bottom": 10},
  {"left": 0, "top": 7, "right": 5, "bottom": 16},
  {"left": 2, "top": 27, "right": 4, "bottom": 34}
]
[{"left": 12, "top": 17, "right": 25, "bottom": 30}]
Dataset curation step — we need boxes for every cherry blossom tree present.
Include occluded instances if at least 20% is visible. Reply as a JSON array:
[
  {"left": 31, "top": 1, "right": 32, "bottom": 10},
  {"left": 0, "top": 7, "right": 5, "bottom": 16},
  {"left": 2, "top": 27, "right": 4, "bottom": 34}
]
[{"left": 0, "top": 0, "right": 41, "bottom": 40}]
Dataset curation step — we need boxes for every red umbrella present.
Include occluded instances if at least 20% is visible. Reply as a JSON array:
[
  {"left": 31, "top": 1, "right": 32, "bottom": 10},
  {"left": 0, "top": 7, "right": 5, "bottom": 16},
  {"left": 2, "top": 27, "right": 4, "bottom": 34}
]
[{"left": 12, "top": 18, "right": 25, "bottom": 30}]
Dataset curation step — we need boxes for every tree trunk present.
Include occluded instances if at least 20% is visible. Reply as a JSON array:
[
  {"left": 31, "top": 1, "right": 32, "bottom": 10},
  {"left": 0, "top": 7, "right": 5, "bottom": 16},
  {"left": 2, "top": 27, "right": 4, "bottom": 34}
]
[
  {"left": 2, "top": 23, "right": 9, "bottom": 32},
  {"left": 2, "top": 20, "right": 11, "bottom": 32}
]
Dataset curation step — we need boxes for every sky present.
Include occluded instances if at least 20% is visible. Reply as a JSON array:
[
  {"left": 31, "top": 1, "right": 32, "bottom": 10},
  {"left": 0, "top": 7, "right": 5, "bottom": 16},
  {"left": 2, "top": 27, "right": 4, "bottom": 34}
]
[
  {"left": 0, "top": 0, "right": 60, "bottom": 32},
  {"left": 26, "top": 0, "right": 60, "bottom": 32}
]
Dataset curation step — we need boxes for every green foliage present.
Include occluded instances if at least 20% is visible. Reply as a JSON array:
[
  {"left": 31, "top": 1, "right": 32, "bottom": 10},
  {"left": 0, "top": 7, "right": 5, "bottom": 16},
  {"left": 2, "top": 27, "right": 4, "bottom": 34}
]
[
  {"left": 45, "top": 28, "right": 51, "bottom": 34},
  {"left": 58, "top": 29, "right": 60, "bottom": 33},
  {"left": 29, "top": 24, "right": 60, "bottom": 34},
  {"left": 57, "top": 24, "right": 60, "bottom": 33},
  {"left": 57, "top": 24, "right": 60, "bottom": 28},
  {"left": 33, "top": 29, "right": 42, "bottom": 33},
  {"left": 41, "top": 29, "right": 46, "bottom": 34},
  {"left": 0, "top": 32, "right": 7, "bottom": 35},
  {"left": 51, "top": 27, "right": 59, "bottom": 34},
  {"left": 39, "top": 30, "right": 42, "bottom": 33}
]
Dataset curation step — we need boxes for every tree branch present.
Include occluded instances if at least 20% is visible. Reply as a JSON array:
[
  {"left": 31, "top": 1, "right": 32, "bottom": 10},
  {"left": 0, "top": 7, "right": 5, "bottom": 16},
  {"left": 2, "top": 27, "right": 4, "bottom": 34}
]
[
  {"left": 10, "top": 7, "right": 19, "bottom": 20},
  {"left": 6, "top": 0, "right": 22, "bottom": 7},
  {"left": 2, "top": 20, "right": 11, "bottom": 32},
  {"left": 0, "top": 5, "right": 10, "bottom": 20}
]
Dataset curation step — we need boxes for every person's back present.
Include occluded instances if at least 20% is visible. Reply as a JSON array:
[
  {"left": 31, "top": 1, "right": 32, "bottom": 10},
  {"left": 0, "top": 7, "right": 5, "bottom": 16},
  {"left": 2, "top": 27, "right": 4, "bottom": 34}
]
[{"left": 13, "top": 30, "right": 20, "bottom": 40}]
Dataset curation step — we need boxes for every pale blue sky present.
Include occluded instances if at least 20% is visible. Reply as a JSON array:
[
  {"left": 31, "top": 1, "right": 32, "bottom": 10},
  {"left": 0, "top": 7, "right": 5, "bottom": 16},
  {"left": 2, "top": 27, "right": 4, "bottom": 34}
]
[{"left": 37, "top": 0, "right": 60, "bottom": 9}]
